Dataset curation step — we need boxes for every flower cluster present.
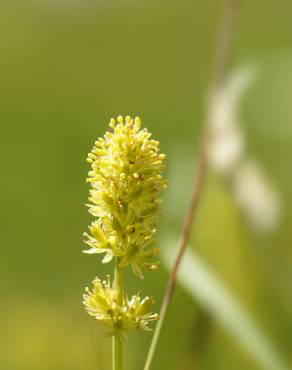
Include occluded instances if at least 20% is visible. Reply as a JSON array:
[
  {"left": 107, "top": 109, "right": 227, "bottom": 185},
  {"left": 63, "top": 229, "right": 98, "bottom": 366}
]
[
  {"left": 82, "top": 115, "right": 166, "bottom": 336},
  {"left": 83, "top": 277, "right": 158, "bottom": 336},
  {"left": 84, "top": 115, "right": 167, "bottom": 278}
]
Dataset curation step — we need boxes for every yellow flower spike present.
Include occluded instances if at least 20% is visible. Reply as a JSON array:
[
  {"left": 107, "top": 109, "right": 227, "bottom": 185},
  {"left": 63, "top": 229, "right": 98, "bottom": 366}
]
[
  {"left": 83, "top": 115, "right": 167, "bottom": 278},
  {"left": 83, "top": 277, "right": 158, "bottom": 335}
]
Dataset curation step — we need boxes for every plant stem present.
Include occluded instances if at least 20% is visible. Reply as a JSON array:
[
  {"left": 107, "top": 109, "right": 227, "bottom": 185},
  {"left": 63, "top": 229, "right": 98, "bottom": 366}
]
[
  {"left": 113, "top": 258, "right": 123, "bottom": 370},
  {"left": 144, "top": 146, "right": 206, "bottom": 370},
  {"left": 144, "top": 1, "right": 237, "bottom": 369},
  {"left": 113, "top": 334, "right": 122, "bottom": 370}
]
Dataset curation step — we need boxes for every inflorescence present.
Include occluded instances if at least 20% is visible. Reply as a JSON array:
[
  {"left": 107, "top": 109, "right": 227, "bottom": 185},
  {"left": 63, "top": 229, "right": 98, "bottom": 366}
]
[
  {"left": 83, "top": 276, "right": 158, "bottom": 336},
  {"left": 82, "top": 115, "right": 166, "bottom": 336}
]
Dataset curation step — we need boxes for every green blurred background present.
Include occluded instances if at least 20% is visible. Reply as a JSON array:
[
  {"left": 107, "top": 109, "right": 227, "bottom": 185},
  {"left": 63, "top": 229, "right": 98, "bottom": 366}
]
[{"left": 1, "top": 0, "right": 292, "bottom": 369}]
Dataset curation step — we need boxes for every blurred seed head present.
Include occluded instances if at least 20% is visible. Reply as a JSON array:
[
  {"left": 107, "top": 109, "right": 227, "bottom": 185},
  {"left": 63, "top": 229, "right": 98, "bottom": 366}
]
[
  {"left": 207, "top": 65, "right": 257, "bottom": 175},
  {"left": 206, "top": 64, "right": 281, "bottom": 233},
  {"left": 233, "top": 161, "right": 281, "bottom": 233}
]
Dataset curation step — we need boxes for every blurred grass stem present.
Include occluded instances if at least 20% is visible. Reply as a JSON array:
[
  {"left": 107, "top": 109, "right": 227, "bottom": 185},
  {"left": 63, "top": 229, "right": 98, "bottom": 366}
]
[{"left": 144, "top": 1, "right": 237, "bottom": 369}]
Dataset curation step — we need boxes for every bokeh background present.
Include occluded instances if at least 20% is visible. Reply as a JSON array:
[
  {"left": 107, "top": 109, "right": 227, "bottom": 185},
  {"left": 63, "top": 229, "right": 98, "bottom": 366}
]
[{"left": 1, "top": 1, "right": 292, "bottom": 369}]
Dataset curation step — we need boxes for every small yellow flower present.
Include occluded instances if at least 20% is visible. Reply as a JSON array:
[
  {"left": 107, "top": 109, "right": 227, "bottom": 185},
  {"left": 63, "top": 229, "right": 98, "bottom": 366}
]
[
  {"left": 84, "top": 115, "right": 167, "bottom": 277},
  {"left": 83, "top": 277, "right": 158, "bottom": 335}
]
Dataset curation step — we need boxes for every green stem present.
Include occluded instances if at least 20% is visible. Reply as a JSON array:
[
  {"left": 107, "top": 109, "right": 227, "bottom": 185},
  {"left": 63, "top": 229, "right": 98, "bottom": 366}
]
[
  {"left": 113, "top": 258, "right": 123, "bottom": 370},
  {"left": 113, "top": 334, "right": 122, "bottom": 370}
]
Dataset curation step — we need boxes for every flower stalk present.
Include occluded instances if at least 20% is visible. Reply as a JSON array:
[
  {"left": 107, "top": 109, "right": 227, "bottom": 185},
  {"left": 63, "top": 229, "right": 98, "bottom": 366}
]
[
  {"left": 113, "top": 332, "right": 122, "bottom": 370},
  {"left": 82, "top": 115, "right": 166, "bottom": 370},
  {"left": 113, "top": 258, "right": 123, "bottom": 370}
]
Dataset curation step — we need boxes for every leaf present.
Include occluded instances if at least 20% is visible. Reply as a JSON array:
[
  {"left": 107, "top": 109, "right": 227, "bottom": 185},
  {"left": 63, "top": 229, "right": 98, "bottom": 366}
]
[{"left": 161, "top": 235, "right": 288, "bottom": 370}]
